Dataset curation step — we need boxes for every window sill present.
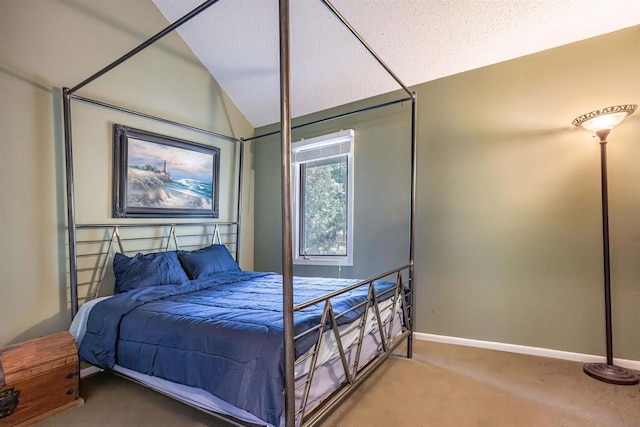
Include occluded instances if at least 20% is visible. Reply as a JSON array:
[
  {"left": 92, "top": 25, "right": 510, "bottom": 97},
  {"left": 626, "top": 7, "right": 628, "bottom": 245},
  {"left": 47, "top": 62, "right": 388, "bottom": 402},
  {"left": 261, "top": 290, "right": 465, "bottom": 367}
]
[{"left": 293, "top": 257, "right": 353, "bottom": 267}]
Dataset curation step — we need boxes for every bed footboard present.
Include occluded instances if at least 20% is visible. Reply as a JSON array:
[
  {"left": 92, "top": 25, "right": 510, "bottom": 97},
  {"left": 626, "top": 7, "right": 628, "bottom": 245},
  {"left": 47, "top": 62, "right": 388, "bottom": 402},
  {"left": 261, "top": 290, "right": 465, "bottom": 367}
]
[{"left": 293, "top": 264, "right": 413, "bottom": 427}]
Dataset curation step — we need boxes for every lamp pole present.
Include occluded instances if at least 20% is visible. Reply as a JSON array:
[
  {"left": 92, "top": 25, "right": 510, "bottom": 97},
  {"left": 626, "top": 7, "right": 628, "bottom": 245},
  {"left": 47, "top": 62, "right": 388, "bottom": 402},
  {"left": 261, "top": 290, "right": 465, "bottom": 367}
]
[
  {"left": 577, "top": 114, "right": 638, "bottom": 385},
  {"left": 597, "top": 131, "right": 612, "bottom": 367}
]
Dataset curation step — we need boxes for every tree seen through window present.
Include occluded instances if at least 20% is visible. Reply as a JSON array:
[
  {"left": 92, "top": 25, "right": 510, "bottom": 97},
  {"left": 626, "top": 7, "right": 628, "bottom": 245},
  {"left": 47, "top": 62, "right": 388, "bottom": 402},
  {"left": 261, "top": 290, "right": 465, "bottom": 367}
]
[{"left": 300, "top": 156, "right": 347, "bottom": 256}]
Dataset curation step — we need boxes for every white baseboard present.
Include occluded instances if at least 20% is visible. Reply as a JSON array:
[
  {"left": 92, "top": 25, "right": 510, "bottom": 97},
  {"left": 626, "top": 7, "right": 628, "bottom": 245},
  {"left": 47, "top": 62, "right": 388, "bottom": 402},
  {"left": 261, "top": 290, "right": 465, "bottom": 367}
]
[
  {"left": 414, "top": 332, "right": 640, "bottom": 372},
  {"left": 77, "top": 335, "right": 639, "bottom": 378},
  {"left": 80, "top": 366, "right": 103, "bottom": 378}
]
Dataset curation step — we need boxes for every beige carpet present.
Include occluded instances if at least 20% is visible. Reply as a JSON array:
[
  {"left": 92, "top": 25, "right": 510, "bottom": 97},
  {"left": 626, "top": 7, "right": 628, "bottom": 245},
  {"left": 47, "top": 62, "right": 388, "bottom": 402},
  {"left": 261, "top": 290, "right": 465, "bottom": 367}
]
[{"left": 36, "top": 340, "right": 640, "bottom": 427}]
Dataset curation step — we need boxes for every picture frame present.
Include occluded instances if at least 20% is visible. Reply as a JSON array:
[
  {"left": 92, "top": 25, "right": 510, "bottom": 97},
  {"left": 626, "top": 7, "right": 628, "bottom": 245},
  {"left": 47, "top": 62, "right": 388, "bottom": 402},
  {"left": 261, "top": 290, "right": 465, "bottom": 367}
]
[{"left": 113, "top": 124, "right": 220, "bottom": 218}]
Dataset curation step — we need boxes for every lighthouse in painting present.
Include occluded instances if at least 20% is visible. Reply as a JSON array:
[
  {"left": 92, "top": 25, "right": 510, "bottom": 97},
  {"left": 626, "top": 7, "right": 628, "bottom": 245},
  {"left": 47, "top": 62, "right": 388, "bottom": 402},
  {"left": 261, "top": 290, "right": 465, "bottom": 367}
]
[{"left": 124, "top": 136, "right": 215, "bottom": 211}]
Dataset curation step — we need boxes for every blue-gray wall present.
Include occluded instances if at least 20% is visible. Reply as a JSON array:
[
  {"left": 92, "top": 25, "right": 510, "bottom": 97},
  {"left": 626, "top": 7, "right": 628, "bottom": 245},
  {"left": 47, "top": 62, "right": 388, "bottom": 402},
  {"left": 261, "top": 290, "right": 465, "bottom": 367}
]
[{"left": 254, "top": 98, "right": 412, "bottom": 280}]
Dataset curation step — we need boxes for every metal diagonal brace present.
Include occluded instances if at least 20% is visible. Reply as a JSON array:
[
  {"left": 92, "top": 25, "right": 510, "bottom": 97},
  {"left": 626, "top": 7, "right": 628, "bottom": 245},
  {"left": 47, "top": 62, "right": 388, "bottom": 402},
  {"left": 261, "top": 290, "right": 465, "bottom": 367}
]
[
  {"left": 371, "top": 286, "right": 388, "bottom": 354},
  {"left": 351, "top": 283, "right": 374, "bottom": 378},
  {"left": 297, "top": 301, "right": 331, "bottom": 426},
  {"left": 165, "top": 225, "right": 178, "bottom": 251},
  {"left": 327, "top": 300, "right": 354, "bottom": 385},
  {"left": 385, "top": 273, "right": 402, "bottom": 348},
  {"left": 92, "top": 227, "right": 120, "bottom": 300},
  {"left": 211, "top": 224, "right": 222, "bottom": 245}
]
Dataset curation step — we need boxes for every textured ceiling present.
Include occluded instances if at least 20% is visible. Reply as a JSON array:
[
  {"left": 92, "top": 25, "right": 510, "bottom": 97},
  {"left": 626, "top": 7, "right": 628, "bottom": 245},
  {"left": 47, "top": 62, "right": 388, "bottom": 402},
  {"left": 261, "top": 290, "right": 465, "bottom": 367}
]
[{"left": 152, "top": 0, "right": 640, "bottom": 128}]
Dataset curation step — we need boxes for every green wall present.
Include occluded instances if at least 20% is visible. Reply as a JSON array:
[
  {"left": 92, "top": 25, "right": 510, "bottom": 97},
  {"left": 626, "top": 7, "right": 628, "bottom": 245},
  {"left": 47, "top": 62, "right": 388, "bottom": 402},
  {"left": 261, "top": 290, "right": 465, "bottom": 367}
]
[
  {"left": 254, "top": 26, "right": 640, "bottom": 360},
  {"left": 0, "top": 0, "right": 254, "bottom": 346}
]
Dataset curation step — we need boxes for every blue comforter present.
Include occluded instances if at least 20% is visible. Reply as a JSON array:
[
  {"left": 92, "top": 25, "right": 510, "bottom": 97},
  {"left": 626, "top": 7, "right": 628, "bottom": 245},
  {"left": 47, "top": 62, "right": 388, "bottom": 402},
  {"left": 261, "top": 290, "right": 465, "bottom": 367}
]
[{"left": 79, "top": 271, "right": 396, "bottom": 426}]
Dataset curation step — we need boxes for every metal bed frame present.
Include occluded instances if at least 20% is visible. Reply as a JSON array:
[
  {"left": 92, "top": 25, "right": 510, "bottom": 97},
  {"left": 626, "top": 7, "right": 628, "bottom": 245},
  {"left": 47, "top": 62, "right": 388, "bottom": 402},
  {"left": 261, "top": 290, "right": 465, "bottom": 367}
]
[
  {"left": 62, "top": 1, "right": 417, "bottom": 426},
  {"left": 73, "top": 222, "right": 239, "bottom": 303}
]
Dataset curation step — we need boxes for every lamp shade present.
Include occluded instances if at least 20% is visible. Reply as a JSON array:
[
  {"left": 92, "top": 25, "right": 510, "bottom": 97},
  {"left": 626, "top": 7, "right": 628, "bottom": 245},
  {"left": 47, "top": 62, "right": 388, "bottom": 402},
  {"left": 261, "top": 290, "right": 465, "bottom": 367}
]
[{"left": 572, "top": 104, "right": 637, "bottom": 133}]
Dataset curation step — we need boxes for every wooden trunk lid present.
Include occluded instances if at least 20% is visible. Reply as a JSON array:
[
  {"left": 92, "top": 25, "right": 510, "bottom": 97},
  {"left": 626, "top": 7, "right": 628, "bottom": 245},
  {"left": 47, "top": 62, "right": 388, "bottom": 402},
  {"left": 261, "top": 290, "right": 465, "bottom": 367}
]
[{"left": 0, "top": 332, "right": 78, "bottom": 384}]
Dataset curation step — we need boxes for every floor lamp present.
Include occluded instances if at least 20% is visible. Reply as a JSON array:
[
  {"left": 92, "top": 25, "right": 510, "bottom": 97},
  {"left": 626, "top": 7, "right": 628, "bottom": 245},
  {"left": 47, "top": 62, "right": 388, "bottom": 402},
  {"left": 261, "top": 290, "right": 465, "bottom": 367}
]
[{"left": 572, "top": 104, "right": 639, "bottom": 385}]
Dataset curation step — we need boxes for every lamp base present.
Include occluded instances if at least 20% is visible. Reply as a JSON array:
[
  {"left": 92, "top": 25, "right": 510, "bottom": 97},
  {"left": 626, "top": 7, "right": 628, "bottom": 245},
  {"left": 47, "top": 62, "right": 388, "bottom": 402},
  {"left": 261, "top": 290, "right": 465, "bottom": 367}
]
[{"left": 583, "top": 363, "right": 639, "bottom": 385}]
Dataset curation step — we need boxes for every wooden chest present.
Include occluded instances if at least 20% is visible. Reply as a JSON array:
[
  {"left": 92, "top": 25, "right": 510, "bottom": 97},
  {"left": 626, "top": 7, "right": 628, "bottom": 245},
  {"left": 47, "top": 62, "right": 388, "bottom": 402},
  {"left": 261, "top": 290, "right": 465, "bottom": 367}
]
[{"left": 0, "top": 332, "right": 83, "bottom": 426}]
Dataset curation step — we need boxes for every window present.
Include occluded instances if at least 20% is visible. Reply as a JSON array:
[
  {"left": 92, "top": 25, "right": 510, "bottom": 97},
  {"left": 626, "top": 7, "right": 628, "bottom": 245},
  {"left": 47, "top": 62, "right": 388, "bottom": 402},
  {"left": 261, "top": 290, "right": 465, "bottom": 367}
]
[{"left": 292, "top": 130, "right": 354, "bottom": 266}]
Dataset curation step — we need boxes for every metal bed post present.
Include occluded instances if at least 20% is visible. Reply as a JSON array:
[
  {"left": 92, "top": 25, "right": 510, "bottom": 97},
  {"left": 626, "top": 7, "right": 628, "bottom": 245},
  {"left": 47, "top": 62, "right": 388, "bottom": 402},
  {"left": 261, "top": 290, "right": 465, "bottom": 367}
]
[
  {"left": 62, "top": 87, "right": 79, "bottom": 318},
  {"left": 408, "top": 93, "right": 417, "bottom": 358},
  {"left": 235, "top": 138, "right": 245, "bottom": 266},
  {"left": 279, "top": 1, "right": 296, "bottom": 426}
]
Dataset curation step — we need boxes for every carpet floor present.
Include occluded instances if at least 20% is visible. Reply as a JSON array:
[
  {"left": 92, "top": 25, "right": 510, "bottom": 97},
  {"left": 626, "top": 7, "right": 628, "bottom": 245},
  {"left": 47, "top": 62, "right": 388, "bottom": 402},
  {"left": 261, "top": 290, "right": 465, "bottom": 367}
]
[{"left": 36, "top": 340, "right": 640, "bottom": 427}]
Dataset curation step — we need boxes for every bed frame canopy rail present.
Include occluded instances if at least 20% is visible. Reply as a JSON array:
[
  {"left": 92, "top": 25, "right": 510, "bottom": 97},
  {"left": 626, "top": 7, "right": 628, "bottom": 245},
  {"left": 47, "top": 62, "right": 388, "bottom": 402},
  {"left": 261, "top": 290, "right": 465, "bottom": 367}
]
[{"left": 62, "top": 1, "right": 417, "bottom": 426}]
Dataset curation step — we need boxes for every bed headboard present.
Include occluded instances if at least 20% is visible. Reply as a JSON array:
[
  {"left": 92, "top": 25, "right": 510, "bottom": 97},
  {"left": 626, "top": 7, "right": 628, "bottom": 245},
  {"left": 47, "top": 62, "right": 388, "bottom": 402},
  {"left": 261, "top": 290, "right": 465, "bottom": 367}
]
[{"left": 73, "top": 222, "right": 237, "bottom": 305}]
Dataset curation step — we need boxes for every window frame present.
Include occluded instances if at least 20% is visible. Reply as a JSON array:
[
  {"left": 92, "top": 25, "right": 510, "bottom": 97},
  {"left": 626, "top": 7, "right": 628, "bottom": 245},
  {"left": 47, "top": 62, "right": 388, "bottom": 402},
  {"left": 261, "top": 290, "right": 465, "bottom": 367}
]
[{"left": 291, "top": 129, "right": 354, "bottom": 266}]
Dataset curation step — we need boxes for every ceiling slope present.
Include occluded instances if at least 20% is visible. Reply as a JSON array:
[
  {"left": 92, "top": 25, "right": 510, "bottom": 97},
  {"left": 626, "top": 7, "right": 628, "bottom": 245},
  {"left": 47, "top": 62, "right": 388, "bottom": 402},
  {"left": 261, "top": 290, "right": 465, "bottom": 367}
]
[{"left": 153, "top": 0, "right": 640, "bottom": 128}]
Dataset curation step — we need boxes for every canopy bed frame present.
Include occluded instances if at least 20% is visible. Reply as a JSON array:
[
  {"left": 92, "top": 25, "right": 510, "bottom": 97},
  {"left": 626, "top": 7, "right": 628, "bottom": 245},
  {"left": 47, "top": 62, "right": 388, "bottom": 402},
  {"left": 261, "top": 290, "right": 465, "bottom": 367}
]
[{"left": 62, "top": 1, "right": 417, "bottom": 426}]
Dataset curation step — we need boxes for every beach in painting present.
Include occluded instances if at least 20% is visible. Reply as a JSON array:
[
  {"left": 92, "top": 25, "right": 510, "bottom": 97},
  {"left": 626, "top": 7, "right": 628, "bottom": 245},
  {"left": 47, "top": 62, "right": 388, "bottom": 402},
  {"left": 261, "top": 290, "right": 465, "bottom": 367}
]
[{"left": 127, "top": 168, "right": 212, "bottom": 209}]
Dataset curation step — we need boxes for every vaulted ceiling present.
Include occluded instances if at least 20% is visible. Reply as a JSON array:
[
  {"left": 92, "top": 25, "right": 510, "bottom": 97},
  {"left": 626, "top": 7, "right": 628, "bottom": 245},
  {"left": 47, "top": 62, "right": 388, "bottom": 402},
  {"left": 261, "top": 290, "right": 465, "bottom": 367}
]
[{"left": 152, "top": 0, "right": 640, "bottom": 128}]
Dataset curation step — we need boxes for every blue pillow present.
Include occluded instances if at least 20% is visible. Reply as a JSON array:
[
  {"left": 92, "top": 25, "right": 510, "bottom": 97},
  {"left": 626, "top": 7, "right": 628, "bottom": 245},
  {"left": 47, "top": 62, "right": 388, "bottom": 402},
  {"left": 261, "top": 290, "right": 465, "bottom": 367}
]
[
  {"left": 113, "top": 251, "right": 190, "bottom": 294},
  {"left": 178, "top": 244, "right": 240, "bottom": 279}
]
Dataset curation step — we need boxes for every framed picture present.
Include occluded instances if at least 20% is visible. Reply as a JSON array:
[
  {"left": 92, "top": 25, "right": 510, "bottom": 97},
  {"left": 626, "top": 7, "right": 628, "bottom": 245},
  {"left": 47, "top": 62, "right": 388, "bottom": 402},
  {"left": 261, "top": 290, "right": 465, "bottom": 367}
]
[{"left": 113, "top": 124, "right": 220, "bottom": 218}]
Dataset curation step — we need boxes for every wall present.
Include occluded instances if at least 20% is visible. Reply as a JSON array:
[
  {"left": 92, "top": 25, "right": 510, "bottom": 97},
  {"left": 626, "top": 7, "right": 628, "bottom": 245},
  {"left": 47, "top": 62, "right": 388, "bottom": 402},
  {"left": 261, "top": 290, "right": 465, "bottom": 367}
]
[
  {"left": 254, "top": 97, "right": 412, "bottom": 280},
  {"left": 0, "top": 0, "right": 255, "bottom": 346},
  {"left": 254, "top": 26, "right": 640, "bottom": 360}
]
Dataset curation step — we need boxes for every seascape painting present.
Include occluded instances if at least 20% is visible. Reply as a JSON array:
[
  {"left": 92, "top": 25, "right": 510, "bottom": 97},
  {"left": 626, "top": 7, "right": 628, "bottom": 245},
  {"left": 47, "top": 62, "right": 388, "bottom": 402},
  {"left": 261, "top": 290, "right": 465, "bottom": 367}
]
[{"left": 113, "top": 125, "right": 220, "bottom": 218}]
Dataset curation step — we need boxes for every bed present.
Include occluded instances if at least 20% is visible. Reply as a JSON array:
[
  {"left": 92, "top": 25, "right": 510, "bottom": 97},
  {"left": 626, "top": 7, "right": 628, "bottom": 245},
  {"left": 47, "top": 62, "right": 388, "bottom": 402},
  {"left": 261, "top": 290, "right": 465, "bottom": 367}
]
[
  {"left": 71, "top": 258, "right": 408, "bottom": 426},
  {"left": 62, "top": 1, "right": 417, "bottom": 426},
  {"left": 70, "top": 226, "right": 410, "bottom": 426}
]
